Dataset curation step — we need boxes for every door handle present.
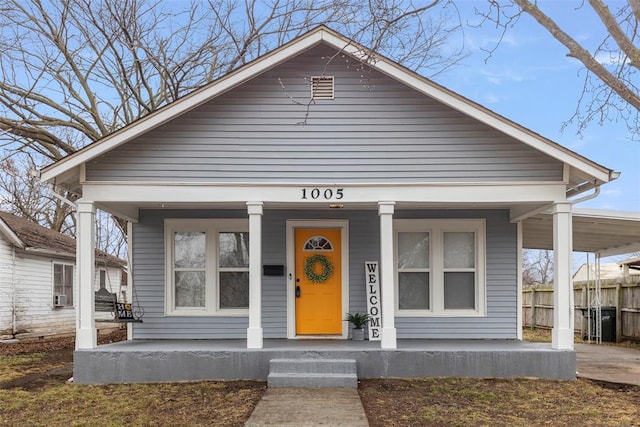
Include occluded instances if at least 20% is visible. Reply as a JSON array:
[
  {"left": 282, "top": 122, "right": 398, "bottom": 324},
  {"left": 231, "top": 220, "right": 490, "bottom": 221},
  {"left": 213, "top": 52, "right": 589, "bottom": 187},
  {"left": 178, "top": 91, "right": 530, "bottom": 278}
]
[{"left": 295, "top": 286, "right": 301, "bottom": 298}]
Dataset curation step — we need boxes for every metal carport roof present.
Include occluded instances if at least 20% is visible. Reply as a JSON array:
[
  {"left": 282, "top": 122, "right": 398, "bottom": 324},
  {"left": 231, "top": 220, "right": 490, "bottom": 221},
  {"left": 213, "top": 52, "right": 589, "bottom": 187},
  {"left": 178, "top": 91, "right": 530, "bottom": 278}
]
[{"left": 523, "top": 208, "right": 640, "bottom": 257}]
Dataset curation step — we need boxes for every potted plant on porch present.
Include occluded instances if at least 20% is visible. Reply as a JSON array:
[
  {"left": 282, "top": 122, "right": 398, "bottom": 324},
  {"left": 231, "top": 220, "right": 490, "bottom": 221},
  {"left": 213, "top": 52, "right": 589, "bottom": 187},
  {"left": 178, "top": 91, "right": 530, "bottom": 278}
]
[{"left": 345, "top": 312, "right": 370, "bottom": 340}]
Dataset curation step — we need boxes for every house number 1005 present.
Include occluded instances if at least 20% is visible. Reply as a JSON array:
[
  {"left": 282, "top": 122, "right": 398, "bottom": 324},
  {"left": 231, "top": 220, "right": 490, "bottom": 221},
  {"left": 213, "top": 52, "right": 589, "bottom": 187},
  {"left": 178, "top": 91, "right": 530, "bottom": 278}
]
[{"left": 301, "top": 188, "right": 344, "bottom": 200}]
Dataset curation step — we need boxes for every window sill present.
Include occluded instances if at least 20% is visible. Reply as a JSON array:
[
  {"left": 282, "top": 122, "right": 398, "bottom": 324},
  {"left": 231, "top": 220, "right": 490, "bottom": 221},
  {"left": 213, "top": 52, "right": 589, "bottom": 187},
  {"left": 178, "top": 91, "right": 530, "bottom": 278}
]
[
  {"left": 165, "top": 310, "right": 249, "bottom": 317},
  {"left": 395, "top": 310, "right": 486, "bottom": 318}
]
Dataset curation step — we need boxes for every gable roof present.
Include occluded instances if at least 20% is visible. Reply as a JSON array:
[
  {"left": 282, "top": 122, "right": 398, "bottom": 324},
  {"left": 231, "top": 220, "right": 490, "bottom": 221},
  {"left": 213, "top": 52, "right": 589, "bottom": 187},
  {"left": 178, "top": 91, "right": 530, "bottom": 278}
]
[
  {"left": 0, "top": 211, "right": 125, "bottom": 267},
  {"left": 40, "top": 25, "right": 615, "bottom": 192},
  {"left": 573, "top": 262, "right": 640, "bottom": 282}
]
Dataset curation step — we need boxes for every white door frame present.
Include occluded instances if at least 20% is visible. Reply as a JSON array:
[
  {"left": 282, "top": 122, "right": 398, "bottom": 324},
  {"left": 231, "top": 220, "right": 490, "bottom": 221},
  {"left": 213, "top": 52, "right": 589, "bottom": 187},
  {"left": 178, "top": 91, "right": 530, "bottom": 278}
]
[{"left": 286, "top": 219, "right": 350, "bottom": 339}]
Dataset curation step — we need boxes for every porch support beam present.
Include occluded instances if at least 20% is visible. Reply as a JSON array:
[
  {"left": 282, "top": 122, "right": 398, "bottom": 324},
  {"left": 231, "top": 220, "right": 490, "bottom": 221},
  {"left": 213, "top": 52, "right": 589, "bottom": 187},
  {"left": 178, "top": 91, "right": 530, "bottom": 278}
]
[
  {"left": 247, "top": 202, "right": 264, "bottom": 349},
  {"left": 379, "top": 201, "right": 397, "bottom": 349},
  {"left": 76, "top": 200, "right": 97, "bottom": 349},
  {"left": 552, "top": 202, "right": 574, "bottom": 350}
]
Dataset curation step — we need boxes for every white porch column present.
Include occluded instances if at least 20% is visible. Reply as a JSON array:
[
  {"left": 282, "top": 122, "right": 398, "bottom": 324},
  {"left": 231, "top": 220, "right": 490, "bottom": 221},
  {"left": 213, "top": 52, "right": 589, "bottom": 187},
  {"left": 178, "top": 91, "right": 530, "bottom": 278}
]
[
  {"left": 76, "top": 200, "right": 97, "bottom": 349},
  {"left": 552, "top": 202, "right": 574, "bottom": 350},
  {"left": 247, "top": 202, "right": 263, "bottom": 349},
  {"left": 378, "top": 201, "right": 397, "bottom": 349}
]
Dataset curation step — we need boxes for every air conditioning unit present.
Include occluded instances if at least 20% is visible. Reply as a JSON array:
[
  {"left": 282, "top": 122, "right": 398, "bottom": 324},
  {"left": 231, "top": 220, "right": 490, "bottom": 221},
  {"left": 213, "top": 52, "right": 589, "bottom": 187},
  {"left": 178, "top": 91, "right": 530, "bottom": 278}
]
[{"left": 53, "top": 294, "right": 67, "bottom": 307}]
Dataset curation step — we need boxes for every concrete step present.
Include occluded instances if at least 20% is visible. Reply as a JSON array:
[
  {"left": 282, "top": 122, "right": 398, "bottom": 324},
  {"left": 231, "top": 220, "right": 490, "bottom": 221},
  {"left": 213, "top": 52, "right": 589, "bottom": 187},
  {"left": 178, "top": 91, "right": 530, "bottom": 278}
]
[{"left": 267, "top": 358, "right": 358, "bottom": 388}]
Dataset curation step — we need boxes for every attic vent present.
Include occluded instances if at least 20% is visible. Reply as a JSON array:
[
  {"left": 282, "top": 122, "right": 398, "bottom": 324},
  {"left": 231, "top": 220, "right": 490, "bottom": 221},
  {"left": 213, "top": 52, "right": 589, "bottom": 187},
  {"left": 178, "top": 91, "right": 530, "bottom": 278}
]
[{"left": 311, "top": 76, "right": 334, "bottom": 100}]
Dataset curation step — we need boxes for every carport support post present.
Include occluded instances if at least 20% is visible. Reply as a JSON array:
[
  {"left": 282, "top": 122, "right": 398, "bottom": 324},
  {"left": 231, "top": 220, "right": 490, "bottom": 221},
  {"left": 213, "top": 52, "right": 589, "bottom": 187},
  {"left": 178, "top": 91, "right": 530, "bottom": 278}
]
[
  {"left": 247, "top": 202, "right": 263, "bottom": 349},
  {"left": 379, "top": 201, "right": 397, "bottom": 349},
  {"left": 552, "top": 202, "right": 574, "bottom": 350},
  {"left": 76, "top": 200, "right": 97, "bottom": 349}
]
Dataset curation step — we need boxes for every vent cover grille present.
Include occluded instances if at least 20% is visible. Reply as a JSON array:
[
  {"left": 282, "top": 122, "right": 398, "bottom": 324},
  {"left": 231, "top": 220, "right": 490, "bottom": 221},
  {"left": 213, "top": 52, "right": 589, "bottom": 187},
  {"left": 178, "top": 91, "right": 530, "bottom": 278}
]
[{"left": 311, "top": 76, "right": 334, "bottom": 100}]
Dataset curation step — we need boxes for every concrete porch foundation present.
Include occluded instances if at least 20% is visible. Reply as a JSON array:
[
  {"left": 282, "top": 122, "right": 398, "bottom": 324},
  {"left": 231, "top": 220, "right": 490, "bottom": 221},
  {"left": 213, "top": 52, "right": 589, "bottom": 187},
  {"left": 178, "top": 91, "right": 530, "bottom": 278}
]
[{"left": 73, "top": 339, "right": 576, "bottom": 384}]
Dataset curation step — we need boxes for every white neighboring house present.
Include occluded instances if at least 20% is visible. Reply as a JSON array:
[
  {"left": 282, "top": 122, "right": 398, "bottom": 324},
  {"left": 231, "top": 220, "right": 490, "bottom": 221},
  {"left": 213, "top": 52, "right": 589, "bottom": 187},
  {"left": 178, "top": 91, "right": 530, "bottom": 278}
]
[
  {"left": 0, "top": 211, "right": 126, "bottom": 340},
  {"left": 573, "top": 261, "right": 640, "bottom": 283}
]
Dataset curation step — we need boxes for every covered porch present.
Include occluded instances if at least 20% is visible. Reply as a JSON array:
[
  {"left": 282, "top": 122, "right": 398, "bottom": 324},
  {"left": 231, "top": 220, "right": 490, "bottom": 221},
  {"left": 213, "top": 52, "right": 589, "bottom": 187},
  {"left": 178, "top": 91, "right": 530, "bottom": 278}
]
[{"left": 73, "top": 337, "right": 575, "bottom": 384}]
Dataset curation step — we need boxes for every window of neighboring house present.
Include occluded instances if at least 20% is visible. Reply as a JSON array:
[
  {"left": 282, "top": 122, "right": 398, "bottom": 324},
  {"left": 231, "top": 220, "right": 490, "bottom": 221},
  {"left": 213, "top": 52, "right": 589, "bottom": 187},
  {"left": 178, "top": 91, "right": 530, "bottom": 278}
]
[
  {"left": 395, "top": 219, "right": 486, "bottom": 317},
  {"left": 165, "top": 219, "right": 249, "bottom": 316},
  {"left": 99, "top": 269, "right": 107, "bottom": 290},
  {"left": 53, "top": 263, "right": 74, "bottom": 307}
]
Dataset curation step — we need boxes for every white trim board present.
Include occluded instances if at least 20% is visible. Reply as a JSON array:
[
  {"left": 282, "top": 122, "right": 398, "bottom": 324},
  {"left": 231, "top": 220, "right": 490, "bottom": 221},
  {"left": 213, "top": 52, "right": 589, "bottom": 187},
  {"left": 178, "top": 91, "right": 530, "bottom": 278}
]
[
  {"left": 80, "top": 183, "right": 567, "bottom": 205},
  {"left": 286, "top": 219, "right": 350, "bottom": 340}
]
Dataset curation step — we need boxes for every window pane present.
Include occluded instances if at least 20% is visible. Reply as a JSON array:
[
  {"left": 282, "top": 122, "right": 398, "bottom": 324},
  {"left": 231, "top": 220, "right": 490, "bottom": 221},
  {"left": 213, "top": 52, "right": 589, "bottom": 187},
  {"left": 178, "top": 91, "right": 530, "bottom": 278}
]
[
  {"left": 398, "top": 272, "right": 429, "bottom": 310},
  {"left": 175, "top": 271, "right": 206, "bottom": 307},
  {"left": 64, "top": 265, "right": 74, "bottom": 306},
  {"left": 444, "top": 272, "right": 475, "bottom": 309},
  {"left": 219, "top": 232, "right": 249, "bottom": 268},
  {"left": 174, "top": 232, "right": 206, "bottom": 268},
  {"left": 444, "top": 232, "right": 475, "bottom": 268},
  {"left": 398, "top": 232, "right": 429, "bottom": 269},
  {"left": 219, "top": 272, "right": 249, "bottom": 309},
  {"left": 53, "top": 264, "right": 63, "bottom": 294}
]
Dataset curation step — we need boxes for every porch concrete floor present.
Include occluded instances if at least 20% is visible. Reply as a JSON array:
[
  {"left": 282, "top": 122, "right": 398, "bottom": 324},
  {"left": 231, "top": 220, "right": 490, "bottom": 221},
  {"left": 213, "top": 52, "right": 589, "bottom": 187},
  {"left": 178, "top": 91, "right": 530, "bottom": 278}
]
[
  {"left": 74, "top": 338, "right": 575, "bottom": 384},
  {"left": 88, "top": 338, "right": 560, "bottom": 352}
]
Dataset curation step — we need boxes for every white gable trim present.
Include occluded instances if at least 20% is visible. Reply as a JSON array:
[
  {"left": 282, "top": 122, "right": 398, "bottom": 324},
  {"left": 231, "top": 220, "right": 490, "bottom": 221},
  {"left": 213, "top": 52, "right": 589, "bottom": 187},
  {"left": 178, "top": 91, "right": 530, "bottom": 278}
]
[
  {"left": 41, "top": 29, "right": 325, "bottom": 183},
  {"left": 0, "top": 218, "right": 24, "bottom": 248},
  {"left": 40, "top": 26, "right": 612, "bottom": 185}
]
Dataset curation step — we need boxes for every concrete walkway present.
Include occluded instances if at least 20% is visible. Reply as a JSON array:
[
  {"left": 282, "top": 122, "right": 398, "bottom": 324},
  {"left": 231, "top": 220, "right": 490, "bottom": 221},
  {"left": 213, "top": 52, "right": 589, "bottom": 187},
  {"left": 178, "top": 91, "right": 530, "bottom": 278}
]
[
  {"left": 575, "top": 343, "right": 640, "bottom": 386},
  {"left": 245, "top": 388, "right": 369, "bottom": 427}
]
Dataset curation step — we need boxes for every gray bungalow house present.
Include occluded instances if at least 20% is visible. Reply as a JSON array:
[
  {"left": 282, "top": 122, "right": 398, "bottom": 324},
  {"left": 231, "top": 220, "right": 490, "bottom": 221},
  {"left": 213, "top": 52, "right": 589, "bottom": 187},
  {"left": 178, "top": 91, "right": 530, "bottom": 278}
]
[{"left": 40, "top": 26, "right": 636, "bottom": 384}]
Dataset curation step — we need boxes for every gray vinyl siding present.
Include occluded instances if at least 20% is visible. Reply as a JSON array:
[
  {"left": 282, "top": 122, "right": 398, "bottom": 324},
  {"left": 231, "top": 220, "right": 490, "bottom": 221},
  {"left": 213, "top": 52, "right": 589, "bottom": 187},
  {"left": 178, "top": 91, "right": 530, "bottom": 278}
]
[
  {"left": 394, "top": 210, "right": 518, "bottom": 339},
  {"left": 87, "top": 44, "right": 563, "bottom": 184},
  {"left": 131, "top": 209, "right": 249, "bottom": 339},
  {"left": 131, "top": 208, "right": 516, "bottom": 340}
]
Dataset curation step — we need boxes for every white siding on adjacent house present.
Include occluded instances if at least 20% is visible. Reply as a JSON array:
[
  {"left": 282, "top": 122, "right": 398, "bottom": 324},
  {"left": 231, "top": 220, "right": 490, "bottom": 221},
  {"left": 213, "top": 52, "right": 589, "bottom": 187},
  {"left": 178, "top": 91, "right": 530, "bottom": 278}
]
[
  {"left": 12, "top": 253, "right": 76, "bottom": 336},
  {"left": 0, "top": 238, "right": 123, "bottom": 338},
  {"left": 0, "top": 238, "right": 15, "bottom": 335},
  {"left": 87, "top": 45, "right": 563, "bottom": 184}
]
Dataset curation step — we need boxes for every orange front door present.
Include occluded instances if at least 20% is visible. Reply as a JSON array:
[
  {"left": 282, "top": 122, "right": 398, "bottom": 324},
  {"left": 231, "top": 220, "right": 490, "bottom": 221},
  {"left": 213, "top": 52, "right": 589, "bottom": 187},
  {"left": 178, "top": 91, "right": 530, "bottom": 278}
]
[{"left": 295, "top": 228, "right": 342, "bottom": 335}]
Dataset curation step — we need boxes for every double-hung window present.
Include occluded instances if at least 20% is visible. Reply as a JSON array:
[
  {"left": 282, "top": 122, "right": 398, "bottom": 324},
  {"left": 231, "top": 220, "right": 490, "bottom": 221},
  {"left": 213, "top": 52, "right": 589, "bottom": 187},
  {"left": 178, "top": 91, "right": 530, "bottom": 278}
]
[
  {"left": 165, "top": 219, "right": 249, "bottom": 316},
  {"left": 53, "top": 262, "right": 74, "bottom": 307},
  {"left": 395, "top": 219, "right": 485, "bottom": 316}
]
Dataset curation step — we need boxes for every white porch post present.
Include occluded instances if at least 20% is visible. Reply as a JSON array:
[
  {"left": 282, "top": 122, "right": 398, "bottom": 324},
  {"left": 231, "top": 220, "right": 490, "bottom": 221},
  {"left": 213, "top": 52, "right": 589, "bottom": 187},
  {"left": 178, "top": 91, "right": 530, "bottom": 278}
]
[
  {"left": 76, "top": 200, "right": 96, "bottom": 349},
  {"left": 552, "top": 202, "right": 574, "bottom": 350},
  {"left": 247, "top": 202, "right": 263, "bottom": 349},
  {"left": 378, "top": 201, "right": 397, "bottom": 349}
]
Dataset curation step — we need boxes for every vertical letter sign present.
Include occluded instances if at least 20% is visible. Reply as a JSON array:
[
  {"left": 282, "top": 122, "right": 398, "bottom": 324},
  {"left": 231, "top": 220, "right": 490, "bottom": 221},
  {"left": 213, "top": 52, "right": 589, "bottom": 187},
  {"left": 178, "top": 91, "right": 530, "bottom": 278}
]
[{"left": 365, "top": 261, "right": 381, "bottom": 341}]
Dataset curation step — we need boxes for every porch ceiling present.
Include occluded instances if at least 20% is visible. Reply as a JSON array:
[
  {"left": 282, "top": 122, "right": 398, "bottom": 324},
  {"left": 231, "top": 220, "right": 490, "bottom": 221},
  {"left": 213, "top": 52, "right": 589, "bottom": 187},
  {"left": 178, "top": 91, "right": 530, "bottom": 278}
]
[{"left": 523, "top": 208, "right": 640, "bottom": 257}]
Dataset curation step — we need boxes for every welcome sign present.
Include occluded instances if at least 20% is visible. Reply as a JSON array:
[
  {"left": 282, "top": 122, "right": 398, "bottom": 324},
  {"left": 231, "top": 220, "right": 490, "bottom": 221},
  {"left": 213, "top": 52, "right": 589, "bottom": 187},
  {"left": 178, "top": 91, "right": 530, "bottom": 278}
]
[{"left": 365, "top": 261, "right": 381, "bottom": 341}]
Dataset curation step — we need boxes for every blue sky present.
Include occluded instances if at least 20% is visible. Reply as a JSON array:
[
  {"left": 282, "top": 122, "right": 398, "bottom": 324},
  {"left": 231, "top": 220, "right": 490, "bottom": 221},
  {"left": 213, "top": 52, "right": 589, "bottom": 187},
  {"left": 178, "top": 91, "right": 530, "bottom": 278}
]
[{"left": 434, "top": 1, "right": 640, "bottom": 214}]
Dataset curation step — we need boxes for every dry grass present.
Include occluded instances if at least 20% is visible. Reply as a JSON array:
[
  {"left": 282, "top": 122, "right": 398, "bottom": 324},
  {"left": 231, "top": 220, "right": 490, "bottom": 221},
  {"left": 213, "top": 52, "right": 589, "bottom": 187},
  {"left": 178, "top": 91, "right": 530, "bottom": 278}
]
[
  {"left": 359, "top": 377, "right": 640, "bottom": 427},
  {"left": 0, "top": 380, "right": 265, "bottom": 426}
]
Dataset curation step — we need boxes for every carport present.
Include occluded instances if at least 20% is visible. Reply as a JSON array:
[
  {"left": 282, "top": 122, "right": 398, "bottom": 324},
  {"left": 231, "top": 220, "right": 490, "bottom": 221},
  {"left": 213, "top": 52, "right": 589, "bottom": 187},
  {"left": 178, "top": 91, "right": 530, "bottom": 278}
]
[{"left": 522, "top": 207, "right": 640, "bottom": 344}]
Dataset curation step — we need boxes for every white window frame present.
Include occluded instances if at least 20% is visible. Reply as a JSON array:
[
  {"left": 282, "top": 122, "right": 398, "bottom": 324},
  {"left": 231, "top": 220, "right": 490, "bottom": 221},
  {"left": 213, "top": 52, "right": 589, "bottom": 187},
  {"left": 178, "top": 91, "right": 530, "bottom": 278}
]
[
  {"left": 394, "top": 219, "right": 486, "bottom": 317},
  {"left": 164, "top": 218, "right": 249, "bottom": 316},
  {"left": 52, "top": 261, "right": 74, "bottom": 308}
]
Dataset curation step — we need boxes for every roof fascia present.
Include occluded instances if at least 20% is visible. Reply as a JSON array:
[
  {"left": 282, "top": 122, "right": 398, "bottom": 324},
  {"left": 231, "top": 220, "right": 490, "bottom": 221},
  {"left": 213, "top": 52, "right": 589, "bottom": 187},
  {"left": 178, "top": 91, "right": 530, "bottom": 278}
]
[
  {"left": 359, "top": 58, "right": 612, "bottom": 183},
  {"left": 0, "top": 218, "right": 25, "bottom": 248},
  {"left": 598, "top": 243, "right": 640, "bottom": 258},
  {"left": 572, "top": 207, "right": 640, "bottom": 221},
  {"left": 41, "top": 28, "right": 327, "bottom": 183},
  {"left": 42, "top": 26, "right": 611, "bottom": 184}
]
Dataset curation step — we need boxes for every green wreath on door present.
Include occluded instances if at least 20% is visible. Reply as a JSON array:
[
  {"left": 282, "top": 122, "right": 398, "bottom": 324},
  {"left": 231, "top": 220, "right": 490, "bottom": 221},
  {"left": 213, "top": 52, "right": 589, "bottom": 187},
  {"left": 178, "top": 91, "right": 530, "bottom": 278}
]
[{"left": 304, "top": 254, "right": 334, "bottom": 283}]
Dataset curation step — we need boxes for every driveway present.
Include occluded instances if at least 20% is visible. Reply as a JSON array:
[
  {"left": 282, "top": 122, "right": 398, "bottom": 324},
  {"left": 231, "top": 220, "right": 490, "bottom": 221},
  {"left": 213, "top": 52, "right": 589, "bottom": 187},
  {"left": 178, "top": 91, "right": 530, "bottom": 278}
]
[{"left": 575, "top": 343, "right": 640, "bottom": 386}]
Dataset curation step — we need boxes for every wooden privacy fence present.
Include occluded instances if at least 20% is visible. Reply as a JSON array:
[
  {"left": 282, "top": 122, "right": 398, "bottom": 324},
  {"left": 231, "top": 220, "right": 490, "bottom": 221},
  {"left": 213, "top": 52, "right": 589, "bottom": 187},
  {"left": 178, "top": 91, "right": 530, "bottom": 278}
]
[{"left": 522, "top": 281, "right": 640, "bottom": 342}]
